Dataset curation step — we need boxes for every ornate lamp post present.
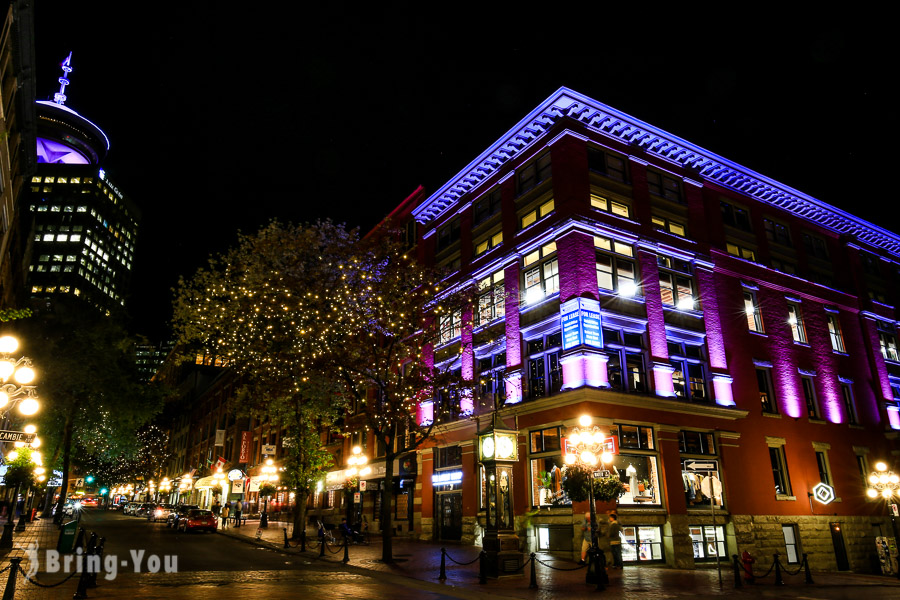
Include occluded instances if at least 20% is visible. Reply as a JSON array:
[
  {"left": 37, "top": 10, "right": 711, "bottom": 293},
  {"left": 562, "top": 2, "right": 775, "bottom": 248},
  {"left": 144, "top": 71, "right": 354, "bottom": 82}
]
[
  {"left": 867, "top": 461, "right": 900, "bottom": 579},
  {"left": 259, "top": 459, "right": 280, "bottom": 528},
  {"left": 345, "top": 446, "right": 370, "bottom": 527},
  {"left": 564, "top": 415, "right": 613, "bottom": 585},
  {"left": 159, "top": 477, "right": 172, "bottom": 502}
]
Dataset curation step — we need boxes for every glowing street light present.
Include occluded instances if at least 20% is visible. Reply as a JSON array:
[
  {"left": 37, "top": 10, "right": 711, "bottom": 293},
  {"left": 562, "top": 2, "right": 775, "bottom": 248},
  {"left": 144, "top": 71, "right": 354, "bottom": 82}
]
[
  {"left": 867, "top": 461, "right": 900, "bottom": 580},
  {"left": 0, "top": 334, "right": 41, "bottom": 417}
]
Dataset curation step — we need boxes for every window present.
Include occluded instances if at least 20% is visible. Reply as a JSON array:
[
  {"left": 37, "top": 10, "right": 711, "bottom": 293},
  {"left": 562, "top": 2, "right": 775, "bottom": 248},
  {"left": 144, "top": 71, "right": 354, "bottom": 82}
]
[
  {"left": 787, "top": 302, "right": 807, "bottom": 344},
  {"left": 439, "top": 310, "right": 462, "bottom": 344},
  {"left": 518, "top": 152, "right": 552, "bottom": 194},
  {"left": 436, "top": 217, "right": 461, "bottom": 252},
  {"left": 827, "top": 313, "right": 845, "bottom": 352},
  {"left": 878, "top": 321, "right": 900, "bottom": 362},
  {"left": 669, "top": 342, "right": 708, "bottom": 402},
  {"left": 596, "top": 236, "right": 638, "bottom": 297},
  {"left": 434, "top": 445, "right": 463, "bottom": 469},
  {"left": 474, "top": 230, "right": 503, "bottom": 257},
  {"left": 404, "top": 220, "right": 417, "bottom": 250},
  {"left": 680, "top": 430, "right": 715, "bottom": 455},
  {"left": 769, "top": 444, "right": 792, "bottom": 496},
  {"left": 477, "top": 351, "right": 506, "bottom": 407},
  {"left": 435, "top": 369, "right": 462, "bottom": 424},
  {"left": 757, "top": 368, "right": 777, "bottom": 413},
  {"left": 801, "top": 376, "right": 819, "bottom": 419},
  {"left": 520, "top": 198, "right": 554, "bottom": 229},
  {"left": 587, "top": 147, "right": 629, "bottom": 182},
  {"left": 860, "top": 251, "right": 880, "bottom": 275},
  {"left": 814, "top": 449, "right": 832, "bottom": 486},
  {"left": 689, "top": 526, "right": 726, "bottom": 561},
  {"left": 770, "top": 258, "right": 796, "bottom": 275},
  {"left": 590, "top": 194, "right": 630, "bottom": 218},
  {"left": 727, "top": 243, "right": 757, "bottom": 262},
  {"left": 744, "top": 290, "right": 764, "bottom": 333},
  {"left": 651, "top": 215, "right": 686, "bottom": 237},
  {"left": 474, "top": 188, "right": 502, "bottom": 225},
  {"left": 658, "top": 257, "right": 695, "bottom": 310},
  {"left": 841, "top": 382, "right": 857, "bottom": 425},
  {"left": 604, "top": 329, "right": 647, "bottom": 394},
  {"left": 523, "top": 242, "right": 558, "bottom": 305},
  {"left": 526, "top": 332, "right": 562, "bottom": 400},
  {"left": 764, "top": 218, "right": 792, "bottom": 247},
  {"left": 475, "top": 271, "right": 505, "bottom": 326},
  {"left": 803, "top": 233, "right": 829, "bottom": 260},
  {"left": 646, "top": 170, "right": 682, "bottom": 203},
  {"left": 782, "top": 525, "right": 801, "bottom": 564},
  {"left": 530, "top": 427, "right": 568, "bottom": 507},
  {"left": 621, "top": 526, "right": 664, "bottom": 562}
]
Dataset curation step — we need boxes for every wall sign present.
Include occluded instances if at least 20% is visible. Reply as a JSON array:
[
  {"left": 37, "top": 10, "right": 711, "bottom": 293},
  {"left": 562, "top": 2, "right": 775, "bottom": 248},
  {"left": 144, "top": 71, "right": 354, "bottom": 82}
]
[
  {"left": 812, "top": 482, "right": 835, "bottom": 504},
  {"left": 560, "top": 298, "right": 603, "bottom": 351},
  {"left": 239, "top": 431, "right": 252, "bottom": 463},
  {"left": 227, "top": 469, "right": 244, "bottom": 481}
]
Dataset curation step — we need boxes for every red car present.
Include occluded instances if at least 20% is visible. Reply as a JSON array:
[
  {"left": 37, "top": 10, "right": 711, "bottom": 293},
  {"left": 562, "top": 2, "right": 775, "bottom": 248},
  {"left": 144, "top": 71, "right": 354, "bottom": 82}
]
[{"left": 178, "top": 509, "right": 218, "bottom": 533}]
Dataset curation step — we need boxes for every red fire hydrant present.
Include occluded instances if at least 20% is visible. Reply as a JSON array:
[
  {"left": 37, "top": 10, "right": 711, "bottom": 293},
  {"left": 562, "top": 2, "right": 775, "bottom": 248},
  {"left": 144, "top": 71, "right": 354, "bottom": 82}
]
[{"left": 741, "top": 550, "right": 755, "bottom": 583}]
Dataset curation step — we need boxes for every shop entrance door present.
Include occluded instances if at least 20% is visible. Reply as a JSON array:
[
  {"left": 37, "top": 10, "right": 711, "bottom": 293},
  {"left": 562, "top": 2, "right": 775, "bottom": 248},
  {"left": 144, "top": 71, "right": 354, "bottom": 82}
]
[
  {"left": 438, "top": 493, "right": 462, "bottom": 541},
  {"left": 830, "top": 522, "right": 850, "bottom": 570}
]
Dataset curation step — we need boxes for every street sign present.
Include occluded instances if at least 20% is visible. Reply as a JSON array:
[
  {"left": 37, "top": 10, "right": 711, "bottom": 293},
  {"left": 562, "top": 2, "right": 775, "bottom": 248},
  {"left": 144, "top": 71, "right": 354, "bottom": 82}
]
[
  {"left": 684, "top": 459, "right": 719, "bottom": 472},
  {"left": 359, "top": 481, "right": 367, "bottom": 491},
  {"left": 262, "top": 444, "right": 277, "bottom": 456},
  {"left": 812, "top": 482, "right": 835, "bottom": 504},
  {"left": 354, "top": 492, "right": 361, "bottom": 504},
  {"left": 0, "top": 430, "right": 36, "bottom": 443},
  {"left": 893, "top": 504, "right": 899, "bottom": 517},
  {"left": 593, "top": 470, "right": 611, "bottom": 478}
]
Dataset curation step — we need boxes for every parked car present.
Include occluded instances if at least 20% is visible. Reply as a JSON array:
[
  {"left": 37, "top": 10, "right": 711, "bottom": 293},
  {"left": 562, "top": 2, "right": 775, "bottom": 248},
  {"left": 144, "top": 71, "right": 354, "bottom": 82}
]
[
  {"left": 177, "top": 509, "right": 217, "bottom": 533},
  {"left": 135, "top": 503, "right": 155, "bottom": 517},
  {"left": 166, "top": 504, "right": 199, "bottom": 529},
  {"left": 123, "top": 502, "right": 140, "bottom": 516},
  {"left": 149, "top": 503, "right": 175, "bottom": 522}
]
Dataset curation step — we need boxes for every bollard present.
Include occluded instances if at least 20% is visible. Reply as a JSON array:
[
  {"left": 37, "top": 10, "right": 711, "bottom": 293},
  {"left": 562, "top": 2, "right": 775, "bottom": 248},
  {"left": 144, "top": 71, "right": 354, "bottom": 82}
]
[
  {"left": 732, "top": 555, "right": 743, "bottom": 588},
  {"left": 802, "top": 553, "right": 814, "bottom": 584},
  {"left": 74, "top": 527, "right": 85, "bottom": 552},
  {"left": 2, "top": 557, "right": 21, "bottom": 600},
  {"left": 529, "top": 552, "right": 537, "bottom": 589},
  {"left": 438, "top": 548, "right": 446, "bottom": 581},
  {"left": 342, "top": 537, "right": 349, "bottom": 563},
  {"left": 73, "top": 556, "right": 91, "bottom": 599},
  {"left": 88, "top": 537, "right": 106, "bottom": 588},
  {"left": 596, "top": 548, "right": 608, "bottom": 591},
  {"left": 479, "top": 551, "right": 486, "bottom": 584},
  {"left": 773, "top": 554, "right": 784, "bottom": 586},
  {"left": 86, "top": 532, "right": 97, "bottom": 555},
  {"left": 283, "top": 528, "right": 290, "bottom": 549}
]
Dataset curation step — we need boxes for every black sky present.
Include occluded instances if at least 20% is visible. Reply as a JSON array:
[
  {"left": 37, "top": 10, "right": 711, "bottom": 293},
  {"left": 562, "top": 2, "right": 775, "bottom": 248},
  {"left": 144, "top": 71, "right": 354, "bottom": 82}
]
[{"left": 29, "top": 6, "right": 898, "bottom": 339}]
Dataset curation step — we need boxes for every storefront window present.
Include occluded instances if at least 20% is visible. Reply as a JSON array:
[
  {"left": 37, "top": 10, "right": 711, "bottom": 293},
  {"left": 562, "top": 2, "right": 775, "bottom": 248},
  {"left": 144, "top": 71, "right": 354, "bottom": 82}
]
[
  {"left": 621, "top": 526, "right": 664, "bottom": 562},
  {"left": 608, "top": 454, "right": 661, "bottom": 505},
  {"left": 530, "top": 426, "right": 569, "bottom": 507},
  {"left": 689, "top": 525, "right": 725, "bottom": 560},
  {"left": 681, "top": 430, "right": 724, "bottom": 509}
]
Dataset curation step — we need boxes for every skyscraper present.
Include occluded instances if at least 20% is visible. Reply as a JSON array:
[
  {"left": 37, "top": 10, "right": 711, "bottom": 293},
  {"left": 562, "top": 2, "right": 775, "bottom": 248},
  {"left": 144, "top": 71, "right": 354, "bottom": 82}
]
[{"left": 25, "top": 54, "right": 139, "bottom": 314}]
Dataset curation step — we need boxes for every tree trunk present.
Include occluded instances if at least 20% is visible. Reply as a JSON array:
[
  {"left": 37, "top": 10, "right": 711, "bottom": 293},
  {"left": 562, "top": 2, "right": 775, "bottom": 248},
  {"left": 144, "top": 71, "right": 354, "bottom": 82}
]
[
  {"left": 52, "top": 412, "right": 74, "bottom": 524},
  {"left": 380, "top": 451, "right": 395, "bottom": 562},
  {"left": 292, "top": 486, "right": 308, "bottom": 539}
]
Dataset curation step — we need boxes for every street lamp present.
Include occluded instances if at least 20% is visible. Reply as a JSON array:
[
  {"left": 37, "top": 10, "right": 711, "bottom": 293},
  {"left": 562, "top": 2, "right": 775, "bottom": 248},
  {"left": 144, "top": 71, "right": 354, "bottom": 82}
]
[
  {"left": 0, "top": 335, "right": 40, "bottom": 418},
  {"left": 345, "top": 446, "right": 370, "bottom": 527},
  {"left": 259, "top": 459, "right": 279, "bottom": 528},
  {"left": 564, "top": 415, "right": 613, "bottom": 585},
  {"left": 867, "top": 461, "right": 900, "bottom": 579}
]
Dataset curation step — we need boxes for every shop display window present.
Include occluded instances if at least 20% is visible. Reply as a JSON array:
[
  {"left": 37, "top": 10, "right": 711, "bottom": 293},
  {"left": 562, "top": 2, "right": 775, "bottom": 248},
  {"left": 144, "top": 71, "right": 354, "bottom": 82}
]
[
  {"left": 689, "top": 525, "right": 725, "bottom": 560},
  {"left": 621, "top": 526, "right": 664, "bottom": 562},
  {"left": 530, "top": 455, "right": 570, "bottom": 507},
  {"left": 607, "top": 454, "right": 661, "bottom": 505}
]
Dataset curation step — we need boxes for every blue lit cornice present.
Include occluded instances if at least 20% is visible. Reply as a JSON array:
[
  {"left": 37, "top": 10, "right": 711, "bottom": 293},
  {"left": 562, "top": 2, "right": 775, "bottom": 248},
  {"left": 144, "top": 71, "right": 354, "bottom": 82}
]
[{"left": 414, "top": 87, "right": 900, "bottom": 257}]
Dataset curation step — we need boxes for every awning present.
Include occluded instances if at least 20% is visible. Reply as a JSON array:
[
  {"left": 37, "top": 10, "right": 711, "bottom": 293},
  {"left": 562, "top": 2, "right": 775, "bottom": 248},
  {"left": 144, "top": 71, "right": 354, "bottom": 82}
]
[{"left": 194, "top": 476, "right": 223, "bottom": 489}]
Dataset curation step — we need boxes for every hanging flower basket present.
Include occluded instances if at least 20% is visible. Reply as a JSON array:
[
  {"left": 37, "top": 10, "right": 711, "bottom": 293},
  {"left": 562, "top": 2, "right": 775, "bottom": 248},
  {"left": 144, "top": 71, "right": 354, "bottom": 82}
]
[{"left": 561, "top": 463, "right": 626, "bottom": 503}]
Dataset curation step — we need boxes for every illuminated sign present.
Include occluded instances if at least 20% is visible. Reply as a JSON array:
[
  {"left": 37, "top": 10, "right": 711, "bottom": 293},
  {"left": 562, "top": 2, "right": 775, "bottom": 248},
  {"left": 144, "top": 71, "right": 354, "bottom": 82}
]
[
  {"left": 812, "top": 482, "right": 835, "bottom": 504},
  {"left": 227, "top": 469, "right": 244, "bottom": 481},
  {"left": 561, "top": 298, "right": 602, "bottom": 351},
  {"left": 432, "top": 470, "right": 463, "bottom": 485}
]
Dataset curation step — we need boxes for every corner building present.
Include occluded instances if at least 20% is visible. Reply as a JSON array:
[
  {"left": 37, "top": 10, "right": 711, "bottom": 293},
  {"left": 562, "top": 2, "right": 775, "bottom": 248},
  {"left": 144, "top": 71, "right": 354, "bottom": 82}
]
[{"left": 372, "top": 88, "right": 900, "bottom": 572}]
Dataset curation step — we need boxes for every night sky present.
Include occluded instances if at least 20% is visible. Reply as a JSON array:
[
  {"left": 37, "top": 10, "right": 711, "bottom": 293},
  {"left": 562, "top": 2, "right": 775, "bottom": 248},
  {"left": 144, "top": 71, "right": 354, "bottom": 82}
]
[{"left": 30, "top": 6, "right": 898, "bottom": 340}]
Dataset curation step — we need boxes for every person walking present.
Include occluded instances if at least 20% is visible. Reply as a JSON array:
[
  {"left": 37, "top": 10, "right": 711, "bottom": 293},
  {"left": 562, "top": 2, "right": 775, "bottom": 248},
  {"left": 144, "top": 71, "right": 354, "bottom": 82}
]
[
  {"left": 233, "top": 500, "right": 242, "bottom": 527},
  {"left": 579, "top": 512, "right": 595, "bottom": 564},
  {"left": 607, "top": 513, "right": 623, "bottom": 568},
  {"left": 220, "top": 503, "right": 230, "bottom": 530},
  {"left": 211, "top": 499, "right": 221, "bottom": 518}
]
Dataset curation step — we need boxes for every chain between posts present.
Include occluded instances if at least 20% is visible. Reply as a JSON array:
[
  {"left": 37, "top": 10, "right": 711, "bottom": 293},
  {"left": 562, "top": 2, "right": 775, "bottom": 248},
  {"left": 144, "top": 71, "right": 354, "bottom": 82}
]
[
  {"left": 16, "top": 565, "right": 79, "bottom": 588},
  {"left": 534, "top": 556, "right": 589, "bottom": 571},
  {"left": 442, "top": 548, "right": 481, "bottom": 566}
]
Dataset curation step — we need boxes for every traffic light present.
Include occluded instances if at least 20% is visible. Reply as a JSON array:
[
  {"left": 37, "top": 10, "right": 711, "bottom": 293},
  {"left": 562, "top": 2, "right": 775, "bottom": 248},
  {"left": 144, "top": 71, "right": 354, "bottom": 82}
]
[
  {"left": 99, "top": 488, "right": 108, "bottom": 496},
  {"left": 85, "top": 475, "right": 95, "bottom": 484}
]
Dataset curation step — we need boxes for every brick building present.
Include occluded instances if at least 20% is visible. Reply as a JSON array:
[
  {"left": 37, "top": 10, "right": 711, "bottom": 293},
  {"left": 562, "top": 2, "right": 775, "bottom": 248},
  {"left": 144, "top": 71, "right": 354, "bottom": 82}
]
[{"left": 322, "top": 87, "right": 900, "bottom": 572}]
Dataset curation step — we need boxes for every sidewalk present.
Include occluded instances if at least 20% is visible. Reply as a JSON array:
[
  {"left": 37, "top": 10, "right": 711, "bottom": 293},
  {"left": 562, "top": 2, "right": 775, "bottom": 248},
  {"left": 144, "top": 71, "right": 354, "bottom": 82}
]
[{"left": 218, "top": 519, "right": 900, "bottom": 599}]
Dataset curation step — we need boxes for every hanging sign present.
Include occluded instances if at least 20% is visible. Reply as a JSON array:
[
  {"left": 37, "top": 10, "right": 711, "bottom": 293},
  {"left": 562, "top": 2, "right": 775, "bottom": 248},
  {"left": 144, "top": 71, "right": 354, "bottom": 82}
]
[
  {"left": 215, "top": 430, "right": 225, "bottom": 446},
  {"left": 231, "top": 479, "right": 244, "bottom": 494},
  {"left": 359, "top": 480, "right": 367, "bottom": 491},
  {"left": 560, "top": 297, "right": 603, "bottom": 351},
  {"left": 227, "top": 469, "right": 244, "bottom": 481},
  {"left": 262, "top": 444, "right": 277, "bottom": 456},
  {"left": 239, "top": 432, "right": 252, "bottom": 463},
  {"left": 811, "top": 482, "right": 835, "bottom": 504}
]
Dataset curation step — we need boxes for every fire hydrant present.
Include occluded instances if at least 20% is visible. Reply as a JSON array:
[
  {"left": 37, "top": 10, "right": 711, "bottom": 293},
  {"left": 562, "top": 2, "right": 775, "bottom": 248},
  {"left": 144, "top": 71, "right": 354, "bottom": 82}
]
[{"left": 741, "top": 550, "right": 755, "bottom": 583}]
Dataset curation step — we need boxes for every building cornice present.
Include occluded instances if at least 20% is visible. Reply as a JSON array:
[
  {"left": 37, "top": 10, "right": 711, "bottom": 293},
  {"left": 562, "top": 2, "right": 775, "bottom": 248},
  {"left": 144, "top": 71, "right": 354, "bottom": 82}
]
[{"left": 412, "top": 87, "right": 900, "bottom": 258}]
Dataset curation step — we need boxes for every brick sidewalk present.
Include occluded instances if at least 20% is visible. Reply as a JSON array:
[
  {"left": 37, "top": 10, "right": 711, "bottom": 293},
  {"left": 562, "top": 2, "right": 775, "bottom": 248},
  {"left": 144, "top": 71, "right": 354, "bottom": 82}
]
[{"left": 218, "top": 519, "right": 900, "bottom": 599}]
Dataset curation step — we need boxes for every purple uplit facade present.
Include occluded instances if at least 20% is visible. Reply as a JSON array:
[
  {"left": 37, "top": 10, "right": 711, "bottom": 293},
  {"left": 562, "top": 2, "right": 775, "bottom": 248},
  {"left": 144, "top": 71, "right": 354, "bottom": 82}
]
[{"left": 342, "top": 88, "right": 900, "bottom": 573}]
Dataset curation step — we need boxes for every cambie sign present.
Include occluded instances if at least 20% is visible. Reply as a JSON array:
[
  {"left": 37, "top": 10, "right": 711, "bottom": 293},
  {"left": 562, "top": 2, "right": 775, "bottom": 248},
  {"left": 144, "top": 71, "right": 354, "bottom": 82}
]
[{"left": 0, "top": 430, "right": 36, "bottom": 444}]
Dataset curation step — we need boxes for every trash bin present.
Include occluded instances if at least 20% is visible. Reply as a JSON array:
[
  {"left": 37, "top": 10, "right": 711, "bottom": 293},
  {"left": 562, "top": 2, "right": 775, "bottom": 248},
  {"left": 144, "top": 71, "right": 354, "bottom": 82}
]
[{"left": 57, "top": 520, "right": 78, "bottom": 553}]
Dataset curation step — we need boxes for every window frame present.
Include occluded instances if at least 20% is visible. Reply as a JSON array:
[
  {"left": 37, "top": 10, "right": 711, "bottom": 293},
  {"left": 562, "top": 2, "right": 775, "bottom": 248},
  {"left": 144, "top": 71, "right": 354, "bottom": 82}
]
[
  {"left": 473, "top": 188, "right": 502, "bottom": 225},
  {"left": 520, "top": 198, "right": 555, "bottom": 230},
  {"left": 787, "top": 302, "right": 808, "bottom": 344},
  {"left": 604, "top": 329, "right": 648, "bottom": 394},
  {"left": 801, "top": 375, "right": 820, "bottom": 420},
  {"left": 669, "top": 342, "right": 708, "bottom": 403},
  {"left": 646, "top": 169, "right": 683, "bottom": 203},
  {"left": 651, "top": 215, "right": 686, "bottom": 237},
  {"left": 658, "top": 259, "right": 695, "bottom": 311},
  {"left": 523, "top": 242, "right": 559, "bottom": 305},
  {"left": 518, "top": 152, "right": 552, "bottom": 195},
  {"left": 721, "top": 201, "right": 752, "bottom": 232},
  {"left": 840, "top": 382, "right": 857, "bottom": 425},
  {"left": 590, "top": 193, "right": 630, "bottom": 218},
  {"left": 587, "top": 147, "right": 629, "bottom": 183},
  {"left": 768, "top": 441, "right": 792, "bottom": 497},
  {"left": 474, "top": 229, "right": 503, "bottom": 257},
  {"left": 763, "top": 218, "right": 793, "bottom": 247},
  {"left": 525, "top": 332, "right": 563, "bottom": 400},
  {"left": 743, "top": 290, "right": 764, "bottom": 333},
  {"left": 475, "top": 271, "right": 505, "bottom": 327},
  {"left": 826, "top": 313, "right": 845, "bottom": 353},
  {"left": 756, "top": 368, "right": 778, "bottom": 414}
]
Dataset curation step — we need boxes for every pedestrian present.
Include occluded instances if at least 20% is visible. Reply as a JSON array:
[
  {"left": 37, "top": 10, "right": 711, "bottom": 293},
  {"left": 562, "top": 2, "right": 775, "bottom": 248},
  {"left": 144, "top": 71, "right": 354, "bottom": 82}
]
[
  {"left": 220, "top": 503, "right": 230, "bottom": 529},
  {"left": 579, "top": 511, "right": 594, "bottom": 565},
  {"left": 233, "top": 500, "right": 242, "bottom": 527},
  {"left": 607, "top": 513, "right": 623, "bottom": 568},
  {"left": 212, "top": 499, "right": 221, "bottom": 517},
  {"left": 339, "top": 517, "right": 353, "bottom": 542}
]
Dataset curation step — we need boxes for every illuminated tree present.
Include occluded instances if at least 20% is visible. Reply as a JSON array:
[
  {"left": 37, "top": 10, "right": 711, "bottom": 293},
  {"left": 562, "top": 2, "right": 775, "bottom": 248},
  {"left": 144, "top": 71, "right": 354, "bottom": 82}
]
[{"left": 172, "top": 221, "right": 352, "bottom": 537}]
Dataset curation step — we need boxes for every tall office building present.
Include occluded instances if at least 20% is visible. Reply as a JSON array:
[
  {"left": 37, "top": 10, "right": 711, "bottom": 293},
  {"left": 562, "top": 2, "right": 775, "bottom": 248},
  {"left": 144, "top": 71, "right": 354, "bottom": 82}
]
[{"left": 25, "top": 54, "right": 139, "bottom": 314}]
